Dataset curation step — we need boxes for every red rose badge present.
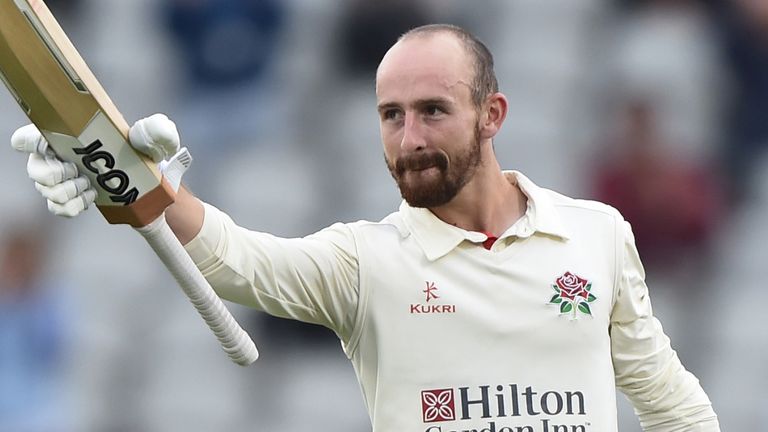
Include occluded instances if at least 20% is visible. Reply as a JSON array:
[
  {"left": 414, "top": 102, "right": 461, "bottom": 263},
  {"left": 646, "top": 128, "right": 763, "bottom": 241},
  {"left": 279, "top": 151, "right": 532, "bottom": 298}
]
[{"left": 549, "top": 271, "right": 596, "bottom": 317}]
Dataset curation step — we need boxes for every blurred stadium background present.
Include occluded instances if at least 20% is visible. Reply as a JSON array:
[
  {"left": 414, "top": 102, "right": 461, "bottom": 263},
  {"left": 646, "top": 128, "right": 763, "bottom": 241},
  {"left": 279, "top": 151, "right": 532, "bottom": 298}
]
[{"left": 1, "top": 0, "right": 767, "bottom": 430}]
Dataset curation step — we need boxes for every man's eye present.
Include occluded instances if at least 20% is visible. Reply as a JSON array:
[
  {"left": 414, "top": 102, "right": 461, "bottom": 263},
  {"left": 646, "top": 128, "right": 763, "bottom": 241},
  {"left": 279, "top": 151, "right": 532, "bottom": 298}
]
[
  {"left": 425, "top": 105, "right": 444, "bottom": 116},
  {"left": 383, "top": 110, "right": 401, "bottom": 120}
]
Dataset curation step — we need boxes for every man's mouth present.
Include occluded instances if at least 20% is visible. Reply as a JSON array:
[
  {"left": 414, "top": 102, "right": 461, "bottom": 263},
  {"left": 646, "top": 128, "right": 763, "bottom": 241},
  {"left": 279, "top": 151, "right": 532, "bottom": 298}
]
[
  {"left": 397, "top": 153, "right": 448, "bottom": 175},
  {"left": 409, "top": 163, "right": 439, "bottom": 172}
]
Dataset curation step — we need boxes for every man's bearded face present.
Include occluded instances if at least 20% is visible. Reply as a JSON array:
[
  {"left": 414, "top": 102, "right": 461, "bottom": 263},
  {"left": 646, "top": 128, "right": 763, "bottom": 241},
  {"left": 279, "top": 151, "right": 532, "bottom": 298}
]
[{"left": 386, "top": 122, "right": 482, "bottom": 208}]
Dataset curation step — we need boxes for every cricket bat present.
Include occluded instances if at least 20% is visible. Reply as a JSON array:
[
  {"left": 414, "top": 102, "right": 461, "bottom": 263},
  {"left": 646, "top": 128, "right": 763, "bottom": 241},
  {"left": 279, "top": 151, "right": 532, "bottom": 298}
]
[{"left": 0, "top": 0, "right": 258, "bottom": 365}]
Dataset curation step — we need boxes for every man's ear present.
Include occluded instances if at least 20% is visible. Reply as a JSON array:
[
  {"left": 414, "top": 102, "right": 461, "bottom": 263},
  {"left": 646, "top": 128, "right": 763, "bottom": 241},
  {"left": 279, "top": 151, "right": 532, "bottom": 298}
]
[{"left": 478, "top": 92, "right": 508, "bottom": 139}]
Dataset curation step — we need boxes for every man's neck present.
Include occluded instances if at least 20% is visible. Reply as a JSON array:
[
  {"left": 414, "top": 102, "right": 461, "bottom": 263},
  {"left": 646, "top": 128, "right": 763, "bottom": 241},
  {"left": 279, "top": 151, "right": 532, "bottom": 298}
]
[{"left": 429, "top": 162, "right": 527, "bottom": 237}]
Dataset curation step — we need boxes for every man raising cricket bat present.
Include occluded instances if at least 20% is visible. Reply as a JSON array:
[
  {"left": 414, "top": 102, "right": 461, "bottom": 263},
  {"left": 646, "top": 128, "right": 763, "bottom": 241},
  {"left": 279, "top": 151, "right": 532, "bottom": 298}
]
[{"left": 10, "top": 24, "right": 719, "bottom": 431}]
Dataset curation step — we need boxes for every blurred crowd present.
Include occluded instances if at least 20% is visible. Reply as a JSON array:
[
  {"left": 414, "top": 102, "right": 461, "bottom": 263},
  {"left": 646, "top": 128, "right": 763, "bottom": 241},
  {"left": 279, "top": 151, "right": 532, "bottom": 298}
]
[{"left": 1, "top": 0, "right": 767, "bottom": 431}]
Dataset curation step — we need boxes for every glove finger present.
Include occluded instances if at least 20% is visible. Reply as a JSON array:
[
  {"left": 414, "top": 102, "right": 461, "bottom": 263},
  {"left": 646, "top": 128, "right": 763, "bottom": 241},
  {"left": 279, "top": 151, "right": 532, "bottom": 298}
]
[
  {"left": 35, "top": 176, "right": 92, "bottom": 204},
  {"left": 46, "top": 188, "right": 96, "bottom": 218},
  {"left": 129, "top": 113, "right": 180, "bottom": 163},
  {"left": 27, "top": 153, "right": 79, "bottom": 187},
  {"left": 11, "top": 124, "right": 52, "bottom": 155}
]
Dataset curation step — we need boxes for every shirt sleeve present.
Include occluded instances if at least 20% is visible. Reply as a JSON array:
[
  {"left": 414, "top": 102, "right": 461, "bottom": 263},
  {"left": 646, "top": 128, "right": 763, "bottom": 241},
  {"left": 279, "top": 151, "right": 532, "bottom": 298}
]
[
  {"left": 183, "top": 202, "right": 360, "bottom": 342},
  {"left": 610, "top": 220, "right": 720, "bottom": 431}
]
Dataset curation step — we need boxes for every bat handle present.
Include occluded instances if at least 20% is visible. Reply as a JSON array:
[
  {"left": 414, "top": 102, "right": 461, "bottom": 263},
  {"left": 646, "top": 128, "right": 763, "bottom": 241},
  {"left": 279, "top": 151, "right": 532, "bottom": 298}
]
[{"left": 136, "top": 214, "right": 259, "bottom": 366}]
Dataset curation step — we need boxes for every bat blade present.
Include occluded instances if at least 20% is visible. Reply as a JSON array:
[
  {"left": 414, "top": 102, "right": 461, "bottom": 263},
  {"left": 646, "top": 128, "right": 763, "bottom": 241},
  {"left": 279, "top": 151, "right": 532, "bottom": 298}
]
[{"left": 0, "top": 0, "right": 173, "bottom": 226}]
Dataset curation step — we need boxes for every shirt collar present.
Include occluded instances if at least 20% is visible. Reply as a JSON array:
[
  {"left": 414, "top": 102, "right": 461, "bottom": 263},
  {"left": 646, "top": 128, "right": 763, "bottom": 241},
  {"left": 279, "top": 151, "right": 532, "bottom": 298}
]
[{"left": 399, "top": 170, "right": 571, "bottom": 261}]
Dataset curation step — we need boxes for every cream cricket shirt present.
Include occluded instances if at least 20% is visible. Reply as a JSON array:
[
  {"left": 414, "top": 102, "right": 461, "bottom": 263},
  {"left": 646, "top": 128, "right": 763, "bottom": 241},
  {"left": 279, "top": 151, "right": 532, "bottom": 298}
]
[{"left": 184, "top": 171, "right": 719, "bottom": 432}]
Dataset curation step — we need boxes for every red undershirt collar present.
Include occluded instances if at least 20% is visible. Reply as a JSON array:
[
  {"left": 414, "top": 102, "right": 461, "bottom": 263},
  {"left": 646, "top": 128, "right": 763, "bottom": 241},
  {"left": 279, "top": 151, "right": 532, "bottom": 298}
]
[{"left": 479, "top": 231, "right": 498, "bottom": 250}]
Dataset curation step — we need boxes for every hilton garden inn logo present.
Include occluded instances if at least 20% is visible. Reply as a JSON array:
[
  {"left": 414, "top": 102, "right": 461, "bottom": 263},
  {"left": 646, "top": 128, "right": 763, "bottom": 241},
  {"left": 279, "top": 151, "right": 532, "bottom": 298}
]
[{"left": 420, "top": 384, "right": 589, "bottom": 432}]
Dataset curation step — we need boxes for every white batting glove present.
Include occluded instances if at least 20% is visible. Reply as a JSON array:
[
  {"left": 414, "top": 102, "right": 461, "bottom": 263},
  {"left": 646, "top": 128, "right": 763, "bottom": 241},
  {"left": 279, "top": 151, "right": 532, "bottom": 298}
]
[
  {"left": 12, "top": 124, "right": 97, "bottom": 217},
  {"left": 129, "top": 113, "right": 191, "bottom": 192},
  {"left": 11, "top": 114, "right": 190, "bottom": 218},
  {"left": 128, "top": 113, "right": 180, "bottom": 163}
]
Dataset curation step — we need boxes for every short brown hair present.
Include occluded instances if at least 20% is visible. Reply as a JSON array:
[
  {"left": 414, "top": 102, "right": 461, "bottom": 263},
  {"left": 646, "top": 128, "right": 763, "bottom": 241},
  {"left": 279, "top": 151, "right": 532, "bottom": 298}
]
[{"left": 399, "top": 24, "right": 499, "bottom": 107}]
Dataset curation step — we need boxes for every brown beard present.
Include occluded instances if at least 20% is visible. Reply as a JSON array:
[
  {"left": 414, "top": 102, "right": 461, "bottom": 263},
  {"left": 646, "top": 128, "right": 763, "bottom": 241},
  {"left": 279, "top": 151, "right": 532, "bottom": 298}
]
[{"left": 386, "top": 124, "right": 482, "bottom": 208}]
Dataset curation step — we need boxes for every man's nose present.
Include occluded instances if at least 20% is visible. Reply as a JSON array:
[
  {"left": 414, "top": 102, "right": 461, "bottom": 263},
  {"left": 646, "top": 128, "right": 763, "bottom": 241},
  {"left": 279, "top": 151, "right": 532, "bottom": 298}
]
[{"left": 401, "top": 113, "right": 426, "bottom": 151}]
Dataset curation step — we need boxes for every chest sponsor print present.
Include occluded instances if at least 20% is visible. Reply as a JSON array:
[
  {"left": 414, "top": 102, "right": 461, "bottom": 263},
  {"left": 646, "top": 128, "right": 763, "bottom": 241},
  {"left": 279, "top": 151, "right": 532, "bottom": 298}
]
[{"left": 420, "top": 384, "right": 590, "bottom": 432}]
